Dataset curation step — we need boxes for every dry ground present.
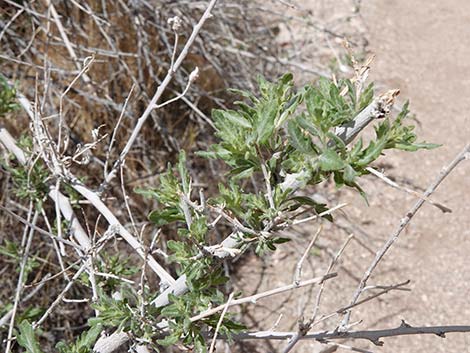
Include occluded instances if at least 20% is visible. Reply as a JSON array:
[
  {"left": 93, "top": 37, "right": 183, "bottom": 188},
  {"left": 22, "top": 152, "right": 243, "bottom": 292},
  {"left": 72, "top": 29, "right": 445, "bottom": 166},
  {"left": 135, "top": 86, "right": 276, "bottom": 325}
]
[
  {"left": 358, "top": 1, "right": 470, "bottom": 351},
  {"left": 234, "top": 1, "right": 470, "bottom": 352}
]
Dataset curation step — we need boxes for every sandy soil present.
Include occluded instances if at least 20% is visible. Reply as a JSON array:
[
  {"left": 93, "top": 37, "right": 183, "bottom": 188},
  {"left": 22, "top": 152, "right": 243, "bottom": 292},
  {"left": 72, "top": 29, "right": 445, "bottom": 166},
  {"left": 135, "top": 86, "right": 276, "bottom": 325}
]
[
  {"left": 234, "top": 1, "right": 470, "bottom": 352},
  {"left": 354, "top": 1, "right": 470, "bottom": 351}
]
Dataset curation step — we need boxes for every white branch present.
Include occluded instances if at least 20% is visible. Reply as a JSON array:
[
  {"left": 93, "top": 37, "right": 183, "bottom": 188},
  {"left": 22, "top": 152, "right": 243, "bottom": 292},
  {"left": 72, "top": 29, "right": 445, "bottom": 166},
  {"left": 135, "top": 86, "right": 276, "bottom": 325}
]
[
  {"left": 70, "top": 180, "right": 176, "bottom": 286},
  {"left": 0, "top": 127, "right": 91, "bottom": 251},
  {"left": 331, "top": 89, "right": 400, "bottom": 146},
  {"left": 93, "top": 332, "right": 129, "bottom": 353},
  {"left": 280, "top": 89, "right": 400, "bottom": 193}
]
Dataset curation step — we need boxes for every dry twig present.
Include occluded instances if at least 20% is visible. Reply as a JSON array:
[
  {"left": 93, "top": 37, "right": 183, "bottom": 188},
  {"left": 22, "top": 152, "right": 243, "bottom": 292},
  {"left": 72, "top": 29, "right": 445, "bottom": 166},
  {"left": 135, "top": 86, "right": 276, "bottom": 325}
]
[{"left": 341, "top": 144, "right": 470, "bottom": 329}]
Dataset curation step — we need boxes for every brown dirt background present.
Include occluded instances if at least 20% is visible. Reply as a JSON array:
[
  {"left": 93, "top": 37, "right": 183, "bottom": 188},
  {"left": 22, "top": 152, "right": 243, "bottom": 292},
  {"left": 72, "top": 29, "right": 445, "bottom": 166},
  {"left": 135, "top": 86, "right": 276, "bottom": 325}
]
[{"left": 234, "top": 1, "right": 470, "bottom": 352}]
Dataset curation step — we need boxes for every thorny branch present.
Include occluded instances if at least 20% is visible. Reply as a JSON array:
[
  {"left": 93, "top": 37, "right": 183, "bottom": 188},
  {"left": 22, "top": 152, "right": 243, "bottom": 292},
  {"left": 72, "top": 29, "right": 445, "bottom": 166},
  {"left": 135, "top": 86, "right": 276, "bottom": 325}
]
[{"left": 231, "top": 322, "right": 470, "bottom": 344}]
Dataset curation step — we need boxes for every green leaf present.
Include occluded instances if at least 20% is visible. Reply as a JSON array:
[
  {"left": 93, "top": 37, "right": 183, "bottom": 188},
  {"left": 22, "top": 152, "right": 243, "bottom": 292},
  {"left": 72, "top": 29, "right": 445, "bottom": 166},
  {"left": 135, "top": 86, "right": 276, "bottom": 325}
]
[
  {"left": 349, "top": 138, "right": 363, "bottom": 159},
  {"left": 221, "top": 318, "right": 246, "bottom": 331},
  {"left": 272, "top": 237, "right": 291, "bottom": 244},
  {"left": 56, "top": 324, "right": 102, "bottom": 353},
  {"left": 193, "top": 334, "right": 207, "bottom": 353},
  {"left": 318, "top": 149, "right": 345, "bottom": 171},
  {"left": 157, "top": 332, "right": 180, "bottom": 346},
  {"left": 287, "top": 120, "right": 313, "bottom": 154},
  {"left": 214, "top": 109, "right": 252, "bottom": 129},
  {"left": 17, "top": 306, "right": 44, "bottom": 323},
  {"left": 227, "top": 88, "right": 259, "bottom": 103},
  {"left": 395, "top": 142, "right": 441, "bottom": 151},
  {"left": 133, "top": 187, "right": 158, "bottom": 199},
  {"left": 266, "top": 242, "right": 276, "bottom": 251},
  {"left": 326, "top": 131, "right": 347, "bottom": 152},
  {"left": 90, "top": 294, "right": 132, "bottom": 331},
  {"left": 296, "top": 114, "right": 322, "bottom": 138},
  {"left": 287, "top": 196, "right": 320, "bottom": 207},
  {"left": 0, "top": 75, "right": 19, "bottom": 117},
  {"left": 358, "top": 82, "right": 374, "bottom": 111},
  {"left": 255, "top": 103, "right": 277, "bottom": 145},
  {"left": 160, "top": 304, "right": 181, "bottom": 318},
  {"left": 280, "top": 72, "right": 294, "bottom": 85},
  {"left": 148, "top": 208, "right": 184, "bottom": 226},
  {"left": 343, "top": 164, "right": 357, "bottom": 184},
  {"left": 76, "top": 324, "right": 102, "bottom": 348},
  {"left": 178, "top": 151, "right": 190, "bottom": 195},
  {"left": 305, "top": 78, "right": 354, "bottom": 131},
  {"left": 167, "top": 239, "right": 185, "bottom": 253},
  {"left": 17, "top": 320, "right": 43, "bottom": 353},
  {"left": 275, "top": 91, "right": 303, "bottom": 128},
  {"left": 228, "top": 165, "right": 255, "bottom": 180},
  {"left": 356, "top": 139, "right": 387, "bottom": 167},
  {"left": 190, "top": 217, "right": 208, "bottom": 242},
  {"left": 286, "top": 196, "right": 333, "bottom": 221}
]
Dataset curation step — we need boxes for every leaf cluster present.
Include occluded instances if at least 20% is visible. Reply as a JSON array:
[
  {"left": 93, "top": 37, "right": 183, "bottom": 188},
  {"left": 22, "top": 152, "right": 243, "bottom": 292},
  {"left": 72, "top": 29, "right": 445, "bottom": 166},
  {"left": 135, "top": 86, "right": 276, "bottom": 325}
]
[
  {"left": 95, "top": 253, "right": 140, "bottom": 291},
  {"left": 134, "top": 73, "right": 437, "bottom": 350},
  {"left": 0, "top": 75, "right": 19, "bottom": 117},
  {"left": 3, "top": 158, "right": 50, "bottom": 205},
  {"left": 204, "top": 75, "right": 436, "bottom": 194}
]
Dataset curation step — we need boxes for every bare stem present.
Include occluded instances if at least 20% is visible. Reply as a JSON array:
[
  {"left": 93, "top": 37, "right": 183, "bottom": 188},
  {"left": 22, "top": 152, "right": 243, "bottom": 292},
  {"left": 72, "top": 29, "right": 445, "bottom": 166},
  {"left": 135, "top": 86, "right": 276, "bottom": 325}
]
[{"left": 232, "top": 323, "right": 470, "bottom": 344}]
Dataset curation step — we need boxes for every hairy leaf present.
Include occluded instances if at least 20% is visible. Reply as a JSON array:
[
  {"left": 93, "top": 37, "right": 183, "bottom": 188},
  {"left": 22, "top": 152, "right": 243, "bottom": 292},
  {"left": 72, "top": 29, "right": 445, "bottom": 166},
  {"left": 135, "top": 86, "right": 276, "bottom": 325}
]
[{"left": 17, "top": 320, "right": 42, "bottom": 353}]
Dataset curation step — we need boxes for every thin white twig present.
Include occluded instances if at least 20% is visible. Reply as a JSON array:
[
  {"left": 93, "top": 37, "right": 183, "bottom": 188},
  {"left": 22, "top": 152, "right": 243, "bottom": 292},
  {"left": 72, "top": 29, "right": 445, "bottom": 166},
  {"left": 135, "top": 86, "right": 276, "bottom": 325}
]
[
  {"left": 57, "top": 55, "right": 95, "bottom": 153},
  {"left": 311, "top": 234, "right": 355, "bottom": 322},
  {"left": 33, "top": 262, "right": 88, "bottom": 328},
  {"left": 261, "top": 163, "right": 275, "bottom": 210},
  {"left": 0, "top": 205, "right": 82, "bottom": 250},
  {"left": 5, "top": 210, "right": 39, "bottom": 353},
  {"left": 53, "top": 179, "right": 66, "bottom": 256},
  {"left": 44, "top": 0, "right": 91, "bottom": 83},
  {"left": 294, "top": 226, "right": 322, "bottom": 285},
  {"left": 71, "top": 180, "right": 176, "bottom": 286},
  {"left": 365, "top": 166, "right": 451, "bottom": 213},
  {"left": 190, "top": 273, "right": 336, "bottom": 323},
  {"left": 39, "top": 207, "right": 70, "bottom": 281},
  {"left": 0, "top": 7, "right": 24, "bottom": 43},
  {"left": 0, "top": 274, "right": 50, "bottom": 327},
  {"left": 209, "top": 292, "right": 234, "bottom": 353},
  {"left": 154, "top": 67, "right": 199, "bottom": 109},
  {"left": 120, "top": 160, "right": 138, "bottom": 236},
  {"left": 104, "top": 83, "right": 136, "bottom": 182},
  {"left": 94, "top": 271, "right": 135, "bottom": 285},
  {"left": 283, "top": 234, "right": 354, "bottom": 353},
  {"left": 289, "top": 203, "right": 348, "bottom": 227}
]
